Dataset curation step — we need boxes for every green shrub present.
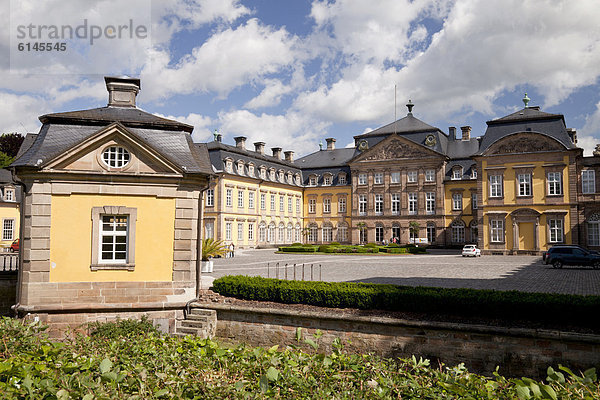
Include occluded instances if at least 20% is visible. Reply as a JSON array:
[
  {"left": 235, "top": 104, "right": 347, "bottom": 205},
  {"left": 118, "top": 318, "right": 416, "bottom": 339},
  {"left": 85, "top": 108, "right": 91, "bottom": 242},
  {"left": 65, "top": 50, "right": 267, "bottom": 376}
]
[
  {"left": 212, "top": 275, "right": 600, "bottom": 329},
  {"left": 330, "top": 241, "right": 340, "bottom": 246},
  {"left": 279, "top": 246, "right": 318, "bottom": 252},
  {"left": 388, "top": 243, "right": 400, "bottom": 247},
  {"left": 318, "top": 245, "right": 332, "bottom": 252},
  {"left": 88, "top": 316, "right": 160, "bottom": 339},
  {"left": 364, "top": 243, "right": 378, "bottom": 248},
  {"left": 291, "top": 242, "right": 303, "bottom": 247},
  {"left": 302, "top": 243, "right": 315, "bottom": 247}
]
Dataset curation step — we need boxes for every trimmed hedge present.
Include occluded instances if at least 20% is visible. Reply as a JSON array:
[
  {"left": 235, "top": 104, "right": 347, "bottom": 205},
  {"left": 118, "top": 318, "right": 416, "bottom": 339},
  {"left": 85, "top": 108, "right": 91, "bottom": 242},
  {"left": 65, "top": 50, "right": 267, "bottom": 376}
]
[
  {"left": 279, "top": 245, "right": 379, "bottom": 253},
  {"left": 212, "top": 275, "right": 600, "bottom": 328},
  {"left": 278, "top": 246, "right": 318, "bottom": 252}
]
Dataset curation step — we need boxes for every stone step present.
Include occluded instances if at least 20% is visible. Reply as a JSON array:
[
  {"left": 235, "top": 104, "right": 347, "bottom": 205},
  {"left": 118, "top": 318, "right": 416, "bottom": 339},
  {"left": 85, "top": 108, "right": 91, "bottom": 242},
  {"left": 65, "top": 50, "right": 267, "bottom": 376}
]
[
  {"left": 176, "top": 326, "right": 204, "bottom": 335},
  {"left": 185, "top": 314, "right": 210, "bottom": 322},
  {"left": 180, "top": 320, "right": 206, "bottom": 329},
  {"left": 189, "top": 308, "right": 216, "bottom": 317}
]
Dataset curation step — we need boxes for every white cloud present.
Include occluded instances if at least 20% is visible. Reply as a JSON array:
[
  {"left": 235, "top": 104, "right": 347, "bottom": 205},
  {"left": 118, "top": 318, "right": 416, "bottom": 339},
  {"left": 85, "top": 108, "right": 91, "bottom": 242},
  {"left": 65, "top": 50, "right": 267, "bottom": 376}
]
[
  {"left": 217, "top": 109, "right": 330, "bottom": 155},
  {"left": 0, "top": 92, "right": 49, "bottom": 134},
  {"left": 141, "top": 19, "right": 298, "bottom": 101},
  {"left": 155, "top": 112, "right": 214, "bottom": 142},
  {"left": 578, "top": 101, "right": 600, "bottom": 156},
  {"left": 244, "top": 79, "right": 292, "bottom": 109}
]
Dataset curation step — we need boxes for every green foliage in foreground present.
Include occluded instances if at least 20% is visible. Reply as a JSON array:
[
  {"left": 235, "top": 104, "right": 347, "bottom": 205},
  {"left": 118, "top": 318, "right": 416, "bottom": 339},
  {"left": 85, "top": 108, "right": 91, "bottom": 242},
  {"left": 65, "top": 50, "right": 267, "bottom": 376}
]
[
  {"left": 1, "top": 318, "right": 598, "bottom": 399},
  {"left": 212, "top": 276, "right": 600, "bottom": 329}
]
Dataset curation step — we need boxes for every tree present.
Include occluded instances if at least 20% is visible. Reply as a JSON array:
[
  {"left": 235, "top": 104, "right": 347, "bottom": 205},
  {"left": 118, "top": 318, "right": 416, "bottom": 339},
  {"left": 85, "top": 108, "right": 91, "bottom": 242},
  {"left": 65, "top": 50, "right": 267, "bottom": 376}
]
[
  {"left": 356, "top": 222, "right": 367, "bottom": 244},
  {"left": 201, "top": 238, "right": 228, "bottom": 261},
  {"left": 409, "top": 221, "right": 420, "bottom": 245},
  {"left": 0, "top": 152, "right": 13, "bottom": 168},
  {"left": 0, "top": 133, "right": 24, "bottom": 158}
]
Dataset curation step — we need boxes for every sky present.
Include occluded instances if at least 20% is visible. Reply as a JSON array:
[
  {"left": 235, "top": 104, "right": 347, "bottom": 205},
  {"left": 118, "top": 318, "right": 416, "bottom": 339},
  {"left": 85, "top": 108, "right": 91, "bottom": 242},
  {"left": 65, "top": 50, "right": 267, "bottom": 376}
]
[{"left": 2, "top": 0, "right": 600, "bottom": 158}]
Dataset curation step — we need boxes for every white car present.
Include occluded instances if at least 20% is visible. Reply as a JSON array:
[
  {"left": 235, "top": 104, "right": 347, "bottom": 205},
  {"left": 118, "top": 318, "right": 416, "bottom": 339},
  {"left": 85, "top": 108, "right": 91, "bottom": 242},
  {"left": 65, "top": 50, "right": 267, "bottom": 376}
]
[{"left": 462, "top": 245, "right": 481, "bottom": 257}]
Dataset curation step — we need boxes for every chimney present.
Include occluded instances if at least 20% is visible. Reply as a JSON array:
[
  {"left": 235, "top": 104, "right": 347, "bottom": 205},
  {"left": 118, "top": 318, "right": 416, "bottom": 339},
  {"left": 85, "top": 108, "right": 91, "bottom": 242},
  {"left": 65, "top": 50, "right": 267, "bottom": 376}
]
[
  {"left": 567, "top": 128, "right": 577, "bottom": 144},
  {"left": 460, "top": 126, "right": 471, "bottom": 141},
  {"left": 216, "top": 133, "right": 222, "bottom": 142},
  {"left": 325, "top": 137, "right": 336, "bottom": 151},
  {"left": 105, "top": 76, "right": 140, "bottom": 107},
  {"left": 284, "top": 151, "right": 294, "bottom": 163},
  {"left": 234, "top": 136, "right": 247, "bottom": 149},
  {"left": 449, "top": 127, "right": 456, "bottom": 140},
  {"left": 254, "top": 142, "right": 265, "bottom": 155},
  {"left": 271, "top": 147, "right": 282, "bottom": 160}
]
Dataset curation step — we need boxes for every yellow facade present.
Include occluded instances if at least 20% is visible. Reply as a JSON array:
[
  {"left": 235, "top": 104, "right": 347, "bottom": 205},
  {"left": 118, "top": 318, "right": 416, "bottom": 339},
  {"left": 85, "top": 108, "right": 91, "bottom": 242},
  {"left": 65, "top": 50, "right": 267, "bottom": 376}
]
[
  {"left": 0, "top": 203, "right": 19, "bottom": 249},
  {"left": 204, "top": 175, "right": 303, "bottom": 247},
  {"left": 49, "top": 194, "right": 175, "bottom": 282},
  {"left": 480, "top": 156, "right": 572, "bottom": 252},
  {"left": 303, "top": 185, "right": 352, "bottom": 243}
]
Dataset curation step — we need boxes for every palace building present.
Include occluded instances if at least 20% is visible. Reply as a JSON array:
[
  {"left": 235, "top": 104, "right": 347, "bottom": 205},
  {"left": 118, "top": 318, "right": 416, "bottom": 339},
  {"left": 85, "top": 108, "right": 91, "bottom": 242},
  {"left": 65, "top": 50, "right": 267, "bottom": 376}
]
[{"left": 205, "top": 96, "right": 600, "bottom": 255}]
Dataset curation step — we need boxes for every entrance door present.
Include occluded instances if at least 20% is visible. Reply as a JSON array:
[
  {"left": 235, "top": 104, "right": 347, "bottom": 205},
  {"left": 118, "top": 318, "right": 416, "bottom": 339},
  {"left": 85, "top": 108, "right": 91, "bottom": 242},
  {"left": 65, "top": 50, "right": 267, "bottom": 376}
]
[{"left": 519, "top": 222, "right": 534, "bottom": 250}]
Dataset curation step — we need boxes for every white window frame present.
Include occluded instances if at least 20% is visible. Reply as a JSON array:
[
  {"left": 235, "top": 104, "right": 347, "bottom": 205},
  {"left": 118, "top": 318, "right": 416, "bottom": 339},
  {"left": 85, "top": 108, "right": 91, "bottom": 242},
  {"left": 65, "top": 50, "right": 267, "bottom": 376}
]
[
  {"left": 296, "top": 198, "right": 300, "bottom": 214},
  {"left": 582, "top": 170, "right": 596, "bottom": 194},
  {"left": 588, "top": 221, "right": 600, "bottom": 246},
  {"left": 338, "top": 174, "right": 347, "bottom": 185},
  {"left": 391, "top": 193, "right": 400, "bottom": 215},
  {"left": 259, "top": 223, "right": 266, "bottom": 242},
  {"left": 375, "top": 225, "right": 384, "bottom": 242},
  {"left": 489, "top": 175, "right": 503, "bottom": 198},
  {"left": 452, "top": 193, "right": 463, "bottom": 211},
  {"left": 427, "top": 223, "right": 436, "bottom": 244},
  {"left": 279, "top": 196, "right": 284, "bottom": 212},
  {"left": 2, "top": 219, "right": 14, "bottom": 241},
  {"left": 391, "top": 171, "right": 401, "bottom": 184},
  {"left": 324, "top": 175, "right": 332, "bottom": 186},
  {"left": 358, "top": 173, "right": 367, "bottom": 185},
  {"left": 3, "top": 188, "right": 15, "bottom": 202},
  {"left": 205, "top": 222, "right": 214, "bottom": 239},
  {"left": 471, "top": 193, "right": 477, "bottom": 210},
  {"left": 426, "top": 192, "right": 435, "bottom": 214},
  {"left": 238, "top": 190, "right": 244, "bottom": 208},
  {"left": 452, "top": 168, "right": 462, "bottom": 180},
  {"left": 308, "top": 198, "right": 316, "bottom": 213},
  {"left": 490, "top": 219, "right": 504, "bottom": 243},
  {"left": 260, "top": 193, "right": 266, "bottom": 210},
  {"left": 288, "top": 197, "right": 292, "bottom": 213},
  {"left": 338, "top": 226, "right": 348, "bottom": 242},
  {"left": 518, "top": 173, "right": 531, "bottom": 197},
  {"left": 452, "top": 223, "right": 465, "bottom": 243},
  {"left": 309, "top": 176, "right": 317, "bottom": 186},
  {"left": 237, "top": 222, "right": 244, "bottom": 242},
  {"left": 225, "top": 222, "right": 232, "bottom": 240},
  {"left": 548, "top": 219, "right": 563, "bottom": 243},
  {"left": 338, "top": 197, "right": 346, "bottom": 213},
  {"left": 226, "top": 189, "right": 232, "bottom": 207},
  {"left": 91, "top": 206, "right": 137, "bottom": 270},
  {"left": 248, "top": 223, "right": 254, "bottom": 241},
  {"left": 425, "top": 169, "right": 435, "bottom": 182},
  {"left": 358, "top": 194, "right": 367, "bottom": 216},
  {"left": 102, "top": 146, "right": 130, "bottom": 168},
  {"left": 407, "top": 170, "right": 417, "bottom": 183},
  {"left": 270, "top": 195, "right": 276, "bottom": 211},
  {"left": 374, "top": 172, "right": 383, "bottom": 185},
  {"left": 248, "top": 192, "right": 255, "bottom": 209},
  {"left": 408, "top": 192, "right": 417, "bottom": 215},
  {"left": 205, "top": 189, "right": 214, "bottom": 207},
  {"left": 322, "top": 226, "right": 333, "bottom": 243},
  {"left": 547, "top": 172, "right": 563, "bottom": 196},
  {"left": 323, "top": 198, "right": 331, "bottom": 213},
  {"left": 374, "top": 194, "right": 383, "bottom": 215}
]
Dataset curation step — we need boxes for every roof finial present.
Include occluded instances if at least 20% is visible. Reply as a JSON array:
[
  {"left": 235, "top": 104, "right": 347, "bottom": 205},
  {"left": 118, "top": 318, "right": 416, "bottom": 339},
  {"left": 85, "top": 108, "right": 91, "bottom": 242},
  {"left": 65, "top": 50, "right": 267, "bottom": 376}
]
[
  {"left": 319, "top": 141, "right": 323, "bottom": 151},
  {"left": 406, "top": 99, "right": 414, "bottom": 114},
  {"left": 523, "top": 93, "right": 530, "bottom": 108},
  {"left": 213, "top": 129, "right": 219, "bottom": 141}
]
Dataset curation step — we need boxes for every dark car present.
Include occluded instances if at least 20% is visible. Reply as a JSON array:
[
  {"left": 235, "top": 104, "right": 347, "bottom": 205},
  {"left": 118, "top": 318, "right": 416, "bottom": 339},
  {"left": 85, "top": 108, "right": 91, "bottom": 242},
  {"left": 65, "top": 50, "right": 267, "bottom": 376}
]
[{"left": 543, "top": 245, "right": 600, "bottom": 269}]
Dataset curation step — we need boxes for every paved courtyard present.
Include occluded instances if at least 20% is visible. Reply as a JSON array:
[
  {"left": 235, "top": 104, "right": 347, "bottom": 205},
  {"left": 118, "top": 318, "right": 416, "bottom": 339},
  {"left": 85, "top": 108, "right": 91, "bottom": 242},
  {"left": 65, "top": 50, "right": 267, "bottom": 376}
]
[{"left": 210, "top": 249, "right": 600, "bottom": 295}]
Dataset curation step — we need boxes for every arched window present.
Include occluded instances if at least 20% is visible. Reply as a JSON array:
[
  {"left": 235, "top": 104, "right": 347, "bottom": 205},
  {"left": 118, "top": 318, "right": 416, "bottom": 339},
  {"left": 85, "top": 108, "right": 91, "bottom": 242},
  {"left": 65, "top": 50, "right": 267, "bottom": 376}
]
[
  {"left": 309, "top": 174, "right": 318, "bottom": 186},
  {"left": 427, "top": 222, "right": 436, "bottom": 244},
  {"left": 278, "top": 222, "right": 285, "bottom": 243},
  {"left": 323, "top": 173, "right": 333, "bottom": 186},
  {"left": 237, "top": 160, "right": 245, "bottom": 175},
  {"left": 259, "top": 222, "right": 266, "bottom": 242},
  {"left": 268, "top": 222, "right": 276, "bottom": 243},
  {"left": 392, "top": 223, "right": 401, "bottom": 241},
  {"left": 308, "top": 223, "right": 318, "bottom": 242},
  {"left": 452, "top": 220, "right": 465, "bottom": 243},
  {"left": 287, "top": 223, "right": 293, "bottom": 242},
  {"left": 295, "top": 223, "right": 302, "bottom": 242},
  {"left": 588, "top": 213, "right": 600, "bottom": 246},
  {"left": 338, "top": 173, "right": 347, "bottom": 185},
  {"left": 322, "top": 223, "right": 333, "bottom": 243},
  {"left": 337, "top": 222, "right": 348, "bottom": 242},
  {"left": 470, "top": 220, "right": 478, "bottom": 243},
  {"left": 375, "top": 223, "right": 384, "bottom": 243}
]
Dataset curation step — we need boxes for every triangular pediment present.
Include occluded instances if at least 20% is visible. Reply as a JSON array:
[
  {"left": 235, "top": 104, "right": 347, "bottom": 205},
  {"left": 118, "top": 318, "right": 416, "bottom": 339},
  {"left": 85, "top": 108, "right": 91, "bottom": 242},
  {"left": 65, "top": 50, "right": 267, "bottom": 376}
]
[
  {"left": 44, "top": 122, "right": 183, "bottom": 175},
  {"left": 351, "top": 134, "right": 444, "bottom": 164}
]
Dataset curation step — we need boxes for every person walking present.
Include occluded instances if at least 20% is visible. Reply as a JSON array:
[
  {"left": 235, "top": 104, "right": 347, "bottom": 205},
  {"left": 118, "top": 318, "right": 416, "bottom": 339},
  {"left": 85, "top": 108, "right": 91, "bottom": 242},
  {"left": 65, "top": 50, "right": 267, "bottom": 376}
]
[{"left": 229, "top": 243, "right": 235, "bottom": 258}]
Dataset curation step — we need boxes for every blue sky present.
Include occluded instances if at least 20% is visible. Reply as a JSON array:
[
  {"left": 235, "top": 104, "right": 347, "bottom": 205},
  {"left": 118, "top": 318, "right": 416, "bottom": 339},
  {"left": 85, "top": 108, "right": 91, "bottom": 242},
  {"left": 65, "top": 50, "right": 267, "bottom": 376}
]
[{"left": 2, "top": 0, "right": 600, "bottom": 157}]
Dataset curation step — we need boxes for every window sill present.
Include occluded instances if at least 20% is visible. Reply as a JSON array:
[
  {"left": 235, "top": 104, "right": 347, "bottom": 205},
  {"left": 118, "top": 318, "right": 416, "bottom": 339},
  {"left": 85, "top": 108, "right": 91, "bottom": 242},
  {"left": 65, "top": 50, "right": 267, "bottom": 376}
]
[
  {"left": 517, "top": 195, "right": 533, "bottom": 198},
  {"left": 91, "top": 264, "right": 135, "bottom": 271},
  {"left": 546, "top": 194, "right": 564, "bottom": 197}
]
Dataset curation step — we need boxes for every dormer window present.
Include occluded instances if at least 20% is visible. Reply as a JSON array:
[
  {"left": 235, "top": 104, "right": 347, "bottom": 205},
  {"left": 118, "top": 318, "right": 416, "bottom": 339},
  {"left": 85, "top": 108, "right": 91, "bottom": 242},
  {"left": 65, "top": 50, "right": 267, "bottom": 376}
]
[
  {"left": 260, "top": 167, "right": 266, "bottom": 179},
  {"left": 237, "top": 161, "right": 245, "bottom": 175},
  {"left": 225, "top": 159, "right": 233, "bottom": 173},
  {"left": 309, "top": 175, "right": 317, "bottom": 186},
  {"left": 248, "top": 164, "right": 255, "bottom": 177},
  {"left": 270, "top": 169, "right": 276, "bottom": 181},
  {"left": 102, "top": 146, "right": 130, "bottom": 168},
  {"left": 278, "top": 170, "right": 284, "bottom": 182},
  {"left": 295, "top": 174, "right": 301, "bottom": 185},
  {"left": 3, "top": 188, "right": 14, "bottom": 202},
  {"left": 287, "top": 172, "right": 293, "bottom": 184},
  {"left": 471, "top": 168, "right": 477, "bottom": 179},
  {"left": 338, "top": 173, "right": 347, "bottom": 185},
  {"left": 452, "top": 167, "right": 462, "bottom": 180},
  {"left": 323, "top": 174, "right": 332, "bottom": 186}
]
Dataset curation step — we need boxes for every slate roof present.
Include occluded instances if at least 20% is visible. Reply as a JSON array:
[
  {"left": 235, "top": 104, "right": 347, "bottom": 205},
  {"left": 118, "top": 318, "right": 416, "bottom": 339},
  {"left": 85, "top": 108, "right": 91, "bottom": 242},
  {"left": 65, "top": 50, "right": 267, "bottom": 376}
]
[
  {"left": 477, "top": 107, "right": 576, "bottom": 155},
  {"left": 14, "top": 133, "right": 37, "bottom": 161},
  {"left": 296, "top": 148, "right": 357, "bottom": 168},
  {"left": 445, "top": 159, "right": 477, "bottom": 181},
  {"left": 206, "top": 141, "right": 303, "bottom": 186},
  {"left": 39, "top": 106, "right": 193, "bottom": 133}
]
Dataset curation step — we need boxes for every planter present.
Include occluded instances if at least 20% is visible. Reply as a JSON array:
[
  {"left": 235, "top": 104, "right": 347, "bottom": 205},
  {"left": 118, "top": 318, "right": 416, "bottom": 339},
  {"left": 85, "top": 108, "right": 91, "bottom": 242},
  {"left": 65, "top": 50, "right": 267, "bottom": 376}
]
[{"left": 201, "top": 260, "right": 213, "bottom": 273}]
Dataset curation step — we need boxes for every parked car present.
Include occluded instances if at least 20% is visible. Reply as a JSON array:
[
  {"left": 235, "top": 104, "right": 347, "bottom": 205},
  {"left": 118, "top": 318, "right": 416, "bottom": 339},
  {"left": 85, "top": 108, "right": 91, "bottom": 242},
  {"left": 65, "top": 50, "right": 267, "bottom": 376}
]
[
  {"left": 543, "top": 245, "right": 600, "bottom": 269},
  {"left": 9, "top": 239, "right": 18, "bottom": 253},
  {"left": 462, "top": 244, "right": 481, "bottom": 257}
]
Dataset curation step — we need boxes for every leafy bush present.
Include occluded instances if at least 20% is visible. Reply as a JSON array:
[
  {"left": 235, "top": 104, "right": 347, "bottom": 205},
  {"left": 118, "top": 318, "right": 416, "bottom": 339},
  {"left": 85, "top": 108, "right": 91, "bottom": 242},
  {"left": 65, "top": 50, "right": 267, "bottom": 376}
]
[
  {"left": 318, "top": 245, "right": 332, "bottom": 252},
  {"left": 290, "top": 242, "right": 303, "bottom": 247},
  {"left": 387, "top": 243, "right": 400, "bottom": 247},
  {"left": 364, "top": 243, "right": 378, "bottom": 248},
  {"left": 88, "top": 316, "right": 160, "bottom": 339},
  {"left": 330, "top": 242, "right": 340, "bottom": 246},
  {"left": 1, "top": 318, "right": 597, "bottom": 398},
  {"left": 213, "top": 276, "right": 600, "bottom": 329}
]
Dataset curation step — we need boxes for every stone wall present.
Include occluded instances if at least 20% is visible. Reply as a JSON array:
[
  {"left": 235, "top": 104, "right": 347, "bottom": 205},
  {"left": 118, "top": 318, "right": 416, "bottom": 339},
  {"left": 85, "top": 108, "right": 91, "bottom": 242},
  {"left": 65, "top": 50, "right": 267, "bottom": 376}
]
[
  {"left": 0, "top": 275, "right": 17, "bottom": 316},
  {"left": 199, "top": 303, "right": 600, "bottom": 378}
]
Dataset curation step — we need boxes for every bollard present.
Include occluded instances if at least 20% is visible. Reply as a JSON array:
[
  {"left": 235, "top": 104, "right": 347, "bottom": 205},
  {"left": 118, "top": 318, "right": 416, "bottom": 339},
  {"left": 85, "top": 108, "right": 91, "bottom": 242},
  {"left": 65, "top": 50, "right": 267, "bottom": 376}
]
[
  {"left": 293, "top": 264, "right": 296, "bottom": 280},
  {"left": 276, "top": 262, "right": 279, "bottom": 279},
  {"left": 310, "top": 264, "right": 313, "bottom": 281},
  {"left": 267, "top": 262, "right": 269, "bottom": 279},
  {"left": 319, "top": 264, "right": 322, "bottom": 281},
  {"left": 302, "top": 263, "right": 304, "bottom": 281},
  {"left": 285, "top": 264, "right": 288, "bottom": 280}
]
